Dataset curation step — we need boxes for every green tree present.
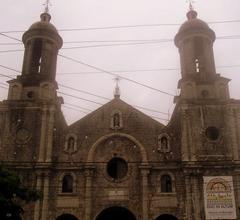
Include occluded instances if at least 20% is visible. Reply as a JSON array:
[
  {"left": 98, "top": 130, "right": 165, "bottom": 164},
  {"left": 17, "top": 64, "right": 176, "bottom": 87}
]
[{"left": 0, "top": 166, "right": 41, "bottom": 220}]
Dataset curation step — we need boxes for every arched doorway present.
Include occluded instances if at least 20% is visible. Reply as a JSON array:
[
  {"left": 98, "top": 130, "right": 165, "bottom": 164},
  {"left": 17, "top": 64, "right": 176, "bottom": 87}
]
[
  {"left": 96, "top": 206, "right": 136, "bottom": 220},
  {"left": 56, "top": 214, "right": 78, "bottom": 220},
  {"left": 156, "top": 214, "right": 178, "bottom": 220}
]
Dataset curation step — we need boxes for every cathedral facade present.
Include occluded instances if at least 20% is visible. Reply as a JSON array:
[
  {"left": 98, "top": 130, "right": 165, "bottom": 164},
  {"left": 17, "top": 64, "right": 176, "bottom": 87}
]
[{"left": 0, "top": 7, "right": 240, "bottom": 220}]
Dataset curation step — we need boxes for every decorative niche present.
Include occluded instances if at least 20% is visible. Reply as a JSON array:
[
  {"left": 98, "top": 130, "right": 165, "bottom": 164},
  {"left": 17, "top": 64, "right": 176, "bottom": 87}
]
[
  {"left": 157, "top": 133, "right": 171, "bottom": 153},
  {"left": 64, "top": 133, "right": 78, "bottom": 154},
  {"left": 110, "top": 110, "right": 123, "bottom": 129}
]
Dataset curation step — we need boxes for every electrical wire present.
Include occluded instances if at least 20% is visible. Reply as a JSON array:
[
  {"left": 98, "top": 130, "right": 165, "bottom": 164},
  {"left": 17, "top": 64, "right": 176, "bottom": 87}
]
[
  {"left": 1, "top": 19, "right": 240, "bottom": 34},
  {"left": 0, "top": 64, "right": 171, "bottom": 116},
  {"left": 58, "top": 54, "right": 175, "bottom": 97},
  {"left": 1, "top": 34, "right": 240, "bottom": 46}
]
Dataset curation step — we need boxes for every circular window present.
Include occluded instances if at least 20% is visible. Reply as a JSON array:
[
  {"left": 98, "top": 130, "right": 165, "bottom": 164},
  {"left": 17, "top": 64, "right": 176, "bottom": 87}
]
[
  {"left": 205, "top": 127, "right": 219, "bottom": 141},
  {"left": 107, "top": 157, "right": 128, "bottom": 180},
  {"left": 201, "top": 90, "right": 209, "bottom": 98},
  {"left": 27, "top": 91, "right": 34, "bottom": 99},
  {"left": 15, "top": 128, "right": 31, "bottom": 144}
]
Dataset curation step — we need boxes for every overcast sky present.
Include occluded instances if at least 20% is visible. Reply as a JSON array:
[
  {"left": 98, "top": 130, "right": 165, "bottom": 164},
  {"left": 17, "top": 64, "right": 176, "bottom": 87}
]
[{"left": 0, "top": 0, "right": 239, "bottom": 125}]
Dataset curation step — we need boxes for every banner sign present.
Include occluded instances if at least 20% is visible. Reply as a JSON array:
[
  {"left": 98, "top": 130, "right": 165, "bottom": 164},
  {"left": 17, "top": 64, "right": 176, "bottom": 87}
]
[{"left": 204, "top": 176, "right": 236, "bottom": 219}]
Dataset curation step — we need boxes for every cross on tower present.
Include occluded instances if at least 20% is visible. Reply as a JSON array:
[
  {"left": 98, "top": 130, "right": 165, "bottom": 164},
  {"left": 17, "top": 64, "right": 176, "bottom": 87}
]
[
  {"left": 43, "top": 0, "right": 51, "bottom": 13},
  {"left": 186, "top": 0, "right": 195, "bottom": 11}
]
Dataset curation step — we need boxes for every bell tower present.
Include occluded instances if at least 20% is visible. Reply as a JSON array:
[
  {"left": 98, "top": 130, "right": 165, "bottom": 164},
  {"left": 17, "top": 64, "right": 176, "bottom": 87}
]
[
  {"left": 175, "top": 9, "right": 216, "bottom": 79},
  {"left": 7, "top": 10, "right": 63, "bottom": 101},
  {"left": 21, "top": 12, "right": 62, "bottom": 80},
  {"left": 173, "top": 7, "right": 238, "bottom": 162},
  {"left": 174, "top": 8, "right": 230, "bottom": 100}
]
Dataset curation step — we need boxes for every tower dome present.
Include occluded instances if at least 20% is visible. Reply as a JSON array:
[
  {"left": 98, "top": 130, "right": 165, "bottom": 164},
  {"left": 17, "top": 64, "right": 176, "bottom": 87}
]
[
  {"left": 174, "top": 9, "right": 216, "bottom": 79},
  {"left": 21, "top": 12, "right": 63, "bottom": 81},
  {"left": 175, "top": 10, "right": 215, "bottom": 47}
]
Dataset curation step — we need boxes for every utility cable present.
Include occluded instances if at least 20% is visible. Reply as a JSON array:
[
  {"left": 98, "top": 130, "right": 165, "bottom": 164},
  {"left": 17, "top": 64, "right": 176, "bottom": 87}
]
[
  {"left": 58, "top": 54, "right": 175, "bottom": 96},
  {"left": 0, "top": 64, "right": 171, "bottom": 116},
  {"left": 1, "top": 19, "right": 240, "bottom": 34}
]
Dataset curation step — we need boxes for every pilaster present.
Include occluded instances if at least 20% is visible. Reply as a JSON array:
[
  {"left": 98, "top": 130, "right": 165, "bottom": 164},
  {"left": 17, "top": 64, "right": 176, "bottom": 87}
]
[
  {"left": 84, "top": 165, "right": 95, "bottom": 220},
  {"left": 41, "top": 172, "right": 50, "bottom": 220},
  {"left": 45, "top": 107, "right": 55, "bottom": 162},
  {"left": 140, "top": 165, "right": 150, "bottom": 220},
  {"left": 38, "top": 106, "right": 47, "bottom": 162}
]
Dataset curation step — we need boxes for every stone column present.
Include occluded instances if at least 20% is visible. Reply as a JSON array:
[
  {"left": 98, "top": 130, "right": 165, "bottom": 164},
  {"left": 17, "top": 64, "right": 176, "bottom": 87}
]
[
  {"left": 46, "top": 107, "right": 55, "bottom": 162},
  {"left": 227, "top": 107, "right": 238, "bottom": 160},
  {"left": 85, "top": 166, "right": 94, "bottom": 220},
  {"left": 41, "top": 173, "right": 50, "bottom": 220},
  {"left": 235, "top": 109, "right": 240, "bottom": 158},
  {"left": 140, "top": 166, "right": 150, "bottom": 220},
  {"left": 234, "top": 171, "right": 240, "bottom": 218},
  {"left": 192, "top": 174, "right": 201, "bottom": 220},
  {"left": 181, "top": 108, "right": 190, "bottom": 161},
  {"left": 34, "top": 173, "right": 42, "bottom": 220},
  {"left": 38, "top": 107, "right": 47, "bottom": 162},
  {"left": 184, "top": 174, "right": 193, "bottom": 220}
]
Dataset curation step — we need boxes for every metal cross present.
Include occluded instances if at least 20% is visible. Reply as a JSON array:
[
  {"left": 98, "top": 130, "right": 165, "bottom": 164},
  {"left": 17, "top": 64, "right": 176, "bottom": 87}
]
[
  {"left": 43, "top": 0, "right": 51, "bottom": 13},
  {"left": 186, "top": 0, "right": 195, "bottom": 11}
]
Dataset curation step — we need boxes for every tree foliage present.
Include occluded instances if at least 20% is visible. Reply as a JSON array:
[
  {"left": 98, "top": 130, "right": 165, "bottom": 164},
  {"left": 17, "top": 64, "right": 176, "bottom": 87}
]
[{"left": 0, "top": 166, "right": 41, "bottom": 219}]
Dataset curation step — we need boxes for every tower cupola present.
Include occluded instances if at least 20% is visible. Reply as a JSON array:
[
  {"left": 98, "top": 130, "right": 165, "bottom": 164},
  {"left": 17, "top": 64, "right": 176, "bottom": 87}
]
[
  {"left": 174, "top": 8, "right": 216, "bottom": 81},
  {"left": 21, "top": 11, "right": 63, "bottom": 82}
]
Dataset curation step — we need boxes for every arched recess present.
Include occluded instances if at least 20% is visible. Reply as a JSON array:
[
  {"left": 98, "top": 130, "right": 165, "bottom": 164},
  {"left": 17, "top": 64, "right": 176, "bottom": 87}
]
[
  {"left": 96, "top": 206, "right": 136, "bottom": 220},
  {"left": 155, "top": 214, "right": 178, "bottom": 220},
  {"left": 56, "top": 214, "right": 78, "bottom": 220},
  {"left": 87, "top": 132, "right": 148, "bottom": 164}
]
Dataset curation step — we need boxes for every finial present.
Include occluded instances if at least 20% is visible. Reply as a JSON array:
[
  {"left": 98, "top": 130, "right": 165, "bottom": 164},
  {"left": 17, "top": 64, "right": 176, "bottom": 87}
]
[
  {"left": 187, "top": 0, "right": 195, "bottom": 11},
  {"left": 186, "top": 0, "right": 197, "bottom": 20},
  {"left": 41, "top": 0, "right": 52, "bottom": 22},
  {"left": 114, "top": 76, "right": 121, "bottom": 98},
  {"left": 43, "top": 0, "right": 51, "bottom": 14}
]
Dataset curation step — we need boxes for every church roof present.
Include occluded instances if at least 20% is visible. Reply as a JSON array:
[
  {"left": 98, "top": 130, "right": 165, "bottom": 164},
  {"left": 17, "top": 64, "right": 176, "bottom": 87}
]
[{"left": 68, "top": 97, "right": 165, "bottom": 129}]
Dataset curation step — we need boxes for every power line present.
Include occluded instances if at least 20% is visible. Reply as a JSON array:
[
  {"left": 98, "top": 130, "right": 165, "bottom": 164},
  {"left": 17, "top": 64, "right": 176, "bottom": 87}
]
[
  {"left": 59, "top": 84, "right": 110, "bottom": 101},
  {"left": 58, "top": 91, "right": 104, "bottom": 105},
  {"left": 56, "top": 64, "right": 240, "bottom": 75},
  {"left": 58, "top": 54, "right": 175, "bottom": 96},
  {"left": 62, "top": 105, "right": 89, "bottom": 115},
  {"left": 1, "top": 19, "right": 240, "bottom": 34},
  {"left": 0, "top": 64, "right": 171, "bottom": 115},
  {"left": 1, "top": 35, "right": 240, "bottom": 53},
  {"left": 1, "top": 35, "right": 240, "bottom": 46},
  {"left": 64, "top": 102, "right": 92, "bottom": 112},
  {"left": 0, "top": 33, "right": 21, "bottom": 42}
]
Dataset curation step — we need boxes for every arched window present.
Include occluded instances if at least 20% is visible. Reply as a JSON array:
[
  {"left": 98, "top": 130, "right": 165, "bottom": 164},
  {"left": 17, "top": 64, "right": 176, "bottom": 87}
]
[
  {"left": 62, "top": 175, "right": 73, "bottom": 193},
  {"left": 31, "top": 38, "right": 43, "bottom": 74},
  {"left": 161, "top": 175, "right": 172, "bottom": 193}
]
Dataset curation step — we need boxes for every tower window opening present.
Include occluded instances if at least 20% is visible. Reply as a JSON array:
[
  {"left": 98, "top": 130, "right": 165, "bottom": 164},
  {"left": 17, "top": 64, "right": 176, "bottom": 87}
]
[
  {"left": 62, "top": 175, "right": 73, "bottom": 193},
  {"left": 195, "top": 59, "right": 200, "bottom": 73},
  {"left": 31, "top": 39, "right": 43, "bottom": 74},
  {"left": 161, "top": 175, "right": 172, "bottom": 192}
]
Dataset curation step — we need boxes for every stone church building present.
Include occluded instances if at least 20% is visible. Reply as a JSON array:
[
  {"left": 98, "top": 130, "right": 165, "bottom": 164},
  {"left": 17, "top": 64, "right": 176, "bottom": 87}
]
[{"left": 0, "top": 7, "right": 240, "bottom": 220}]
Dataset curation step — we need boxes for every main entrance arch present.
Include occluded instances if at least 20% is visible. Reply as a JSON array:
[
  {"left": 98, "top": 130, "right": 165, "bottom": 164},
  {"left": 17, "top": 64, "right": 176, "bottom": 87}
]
[
  {"left": 96, "top": 206, "right": 136, "bottom": 220},
  {"left": 156, "top": 214, "right": 178, "bottom": 220},
  {"left": 56, "top": 214, "right": 78, "bottom": 220}
]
